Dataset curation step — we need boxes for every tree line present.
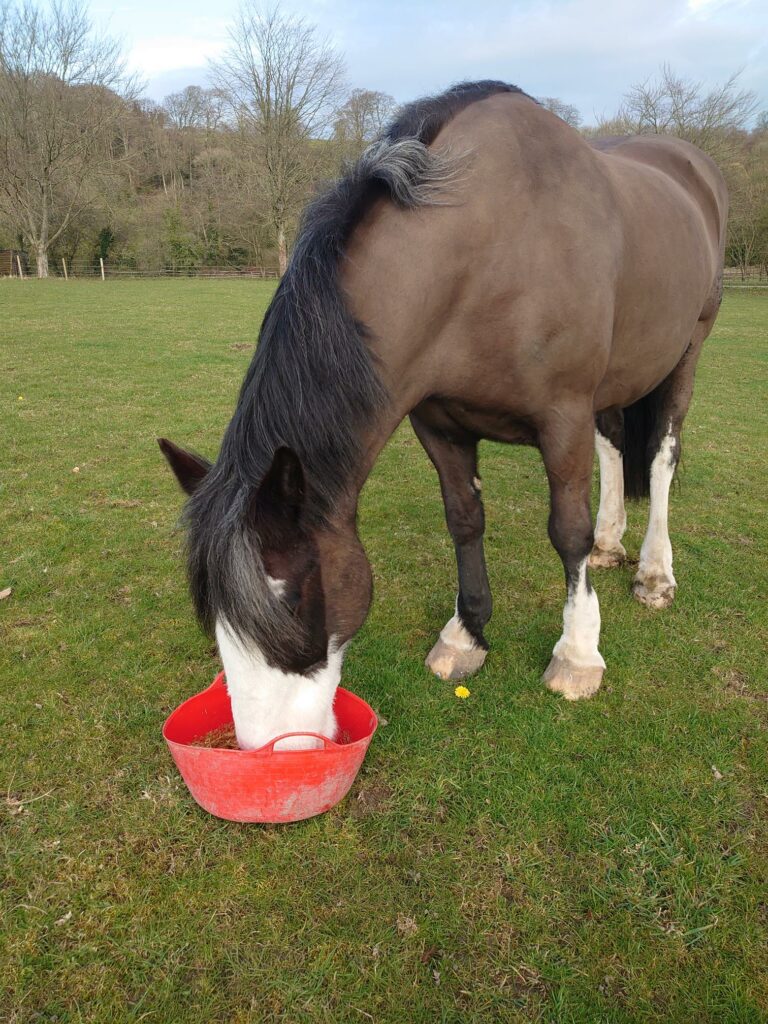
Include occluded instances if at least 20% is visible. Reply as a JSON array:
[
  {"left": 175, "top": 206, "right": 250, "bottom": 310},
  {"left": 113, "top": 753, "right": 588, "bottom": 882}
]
[{"left": 1, "top": 1, "right": 765, "bottom": 278}]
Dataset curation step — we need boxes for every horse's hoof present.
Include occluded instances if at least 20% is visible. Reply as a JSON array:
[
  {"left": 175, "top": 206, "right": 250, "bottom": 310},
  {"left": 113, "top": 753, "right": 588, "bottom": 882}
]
[
  {"left": 426, "top": 638, "right": 487, "bottom": 681},
  {"left": 589, "top": 544, "right": 626, "bottom": 569},
  {"left": 543, "top": 656, "right": 604, "bottom": 700},
  {"left": 632, "top": 576, "right": 676, "bottom": 609}
]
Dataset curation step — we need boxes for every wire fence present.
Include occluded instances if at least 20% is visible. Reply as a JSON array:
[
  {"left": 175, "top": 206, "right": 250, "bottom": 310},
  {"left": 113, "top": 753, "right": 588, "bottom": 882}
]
[
  {"left": 5, "top": 256, "right": 768, "bottom": 285},
  {"left": 722, "top": 266, "right": 768, "bottom": 287},
  {"left": 5, "top": 256, "right": 280, "bottom": 280}
]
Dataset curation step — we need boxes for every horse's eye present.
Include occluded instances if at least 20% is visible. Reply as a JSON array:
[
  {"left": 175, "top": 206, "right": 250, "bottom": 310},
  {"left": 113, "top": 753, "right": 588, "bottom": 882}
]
[{"left": 284, "top": 588, "right": 302, "bottom": 616}]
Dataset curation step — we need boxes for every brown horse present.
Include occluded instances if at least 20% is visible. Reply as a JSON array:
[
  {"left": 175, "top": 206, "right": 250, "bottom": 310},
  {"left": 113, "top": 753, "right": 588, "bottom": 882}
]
[{"left": 160, "top": 81, "right": 728, "bottom": 751}]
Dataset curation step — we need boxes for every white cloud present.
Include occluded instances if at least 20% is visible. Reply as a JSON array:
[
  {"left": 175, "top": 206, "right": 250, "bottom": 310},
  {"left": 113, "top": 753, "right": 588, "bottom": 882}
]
[
  {"left": 129, "top": 34, "right": 227, "bottom": 76},
  {"left": 686, "top": 0, "right": 746, "bottom": 15},
  {"left": 123, "top": 0, "right": 766, "bottom": 119}
]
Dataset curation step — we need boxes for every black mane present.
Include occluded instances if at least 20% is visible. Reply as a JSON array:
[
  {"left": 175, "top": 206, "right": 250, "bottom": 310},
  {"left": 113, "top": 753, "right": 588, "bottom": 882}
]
[
  {"left": 184, "top": 80, "right": 526, "bottom": 655},
  {"left": 385, "top": 80, "right": 523, "bottom": 145}
]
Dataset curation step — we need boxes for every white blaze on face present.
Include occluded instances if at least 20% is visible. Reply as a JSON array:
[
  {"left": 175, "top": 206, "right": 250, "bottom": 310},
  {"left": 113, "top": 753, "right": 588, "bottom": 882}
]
[
  {"left": 552, "top": 559, "right": 605, "bottom": 670},
  {"left": 215, "top": 617, "right": 345, "bottom": 752}
]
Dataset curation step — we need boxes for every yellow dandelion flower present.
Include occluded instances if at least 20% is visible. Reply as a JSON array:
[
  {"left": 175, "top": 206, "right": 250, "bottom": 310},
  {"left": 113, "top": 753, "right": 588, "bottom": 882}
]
[
  {"left": 18, "top": 395, "right": 24, "bottom": 401},
  {"left": 454, "top": 685, "right": 470, "bottom": 699}
]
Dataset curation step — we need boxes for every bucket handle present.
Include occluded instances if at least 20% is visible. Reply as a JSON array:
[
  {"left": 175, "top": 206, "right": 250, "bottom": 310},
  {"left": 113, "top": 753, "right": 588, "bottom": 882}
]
[{"left": 261, "top": 732, "right": 340, "bottom": 753}]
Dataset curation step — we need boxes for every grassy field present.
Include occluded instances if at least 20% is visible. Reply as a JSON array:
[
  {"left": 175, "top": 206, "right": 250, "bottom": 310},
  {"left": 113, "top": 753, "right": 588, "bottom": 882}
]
[{"left": 2, "top": 280, "right": 767, "bottom": 1023}]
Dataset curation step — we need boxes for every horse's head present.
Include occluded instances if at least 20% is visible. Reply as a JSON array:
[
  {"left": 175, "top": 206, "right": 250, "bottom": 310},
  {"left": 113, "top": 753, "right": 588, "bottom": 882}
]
[{"left": 159, "top": 438, "right": 372, "bottom": 750}]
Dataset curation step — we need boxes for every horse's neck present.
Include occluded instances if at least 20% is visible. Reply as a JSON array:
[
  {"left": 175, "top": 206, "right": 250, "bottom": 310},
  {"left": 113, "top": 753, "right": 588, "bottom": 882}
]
[{"left": 321, "top": 401, "right": 407, "bottom": 528}]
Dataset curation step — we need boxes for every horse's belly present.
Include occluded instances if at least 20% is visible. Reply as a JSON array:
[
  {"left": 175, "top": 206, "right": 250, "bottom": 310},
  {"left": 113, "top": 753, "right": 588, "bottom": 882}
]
[
  {"left": 596, "top": 311, "right": 700, "bottom": 410},
  {"left": 413, "top": 396, "right": 539, "bottom": 446},
  {"left": 596, "top": 256, "right": 714, "bottom": 410}
]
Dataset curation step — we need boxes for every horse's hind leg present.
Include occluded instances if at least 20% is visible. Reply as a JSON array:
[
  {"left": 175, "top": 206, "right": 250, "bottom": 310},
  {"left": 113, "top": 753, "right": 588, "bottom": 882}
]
[
  {"left": 632, "top": 432, "right": 678, "bottom": 609},
  {"left": 590, "top": 408, "right": 627, "bottom": 569},
  {"left": 539, "top": 406, "right": 605, "bottom": 700},
  {"left": 410, "top": 413, "right": 491, "bottom": 681},
  {"left": 633, "top": 318, "right": 714, "bottom": 609}
]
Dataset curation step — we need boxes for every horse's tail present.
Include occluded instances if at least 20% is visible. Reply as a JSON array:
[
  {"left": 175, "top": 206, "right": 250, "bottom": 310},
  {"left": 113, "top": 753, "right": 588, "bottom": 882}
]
[{"left": 622, "top": 385, "right": 668, "bottom": 500}]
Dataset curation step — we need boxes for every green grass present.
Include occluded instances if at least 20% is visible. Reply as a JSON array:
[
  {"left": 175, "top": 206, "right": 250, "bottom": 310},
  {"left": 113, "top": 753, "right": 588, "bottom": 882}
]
[{"left": 2, "top": 280, "right": 767, "bottom": 1023}]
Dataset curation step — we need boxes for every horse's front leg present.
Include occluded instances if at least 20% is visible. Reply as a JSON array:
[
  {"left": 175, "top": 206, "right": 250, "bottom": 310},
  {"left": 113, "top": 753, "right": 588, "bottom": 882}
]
[
  {"left": 411, "top": 413, "right": 491, "bottom": 681},
  {"left": 539, "top": 411, "right": 605, "bottom": 700}
]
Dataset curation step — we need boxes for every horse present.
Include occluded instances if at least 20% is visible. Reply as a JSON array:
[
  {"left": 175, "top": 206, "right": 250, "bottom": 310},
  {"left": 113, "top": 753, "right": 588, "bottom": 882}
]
[{"left": 159, "top": 81, "right": 728, "bottom": 751}]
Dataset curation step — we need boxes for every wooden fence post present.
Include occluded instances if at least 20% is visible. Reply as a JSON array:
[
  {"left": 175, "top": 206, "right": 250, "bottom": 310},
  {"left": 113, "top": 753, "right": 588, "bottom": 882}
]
[
  {"left": 16, "top": 254, "right": 24, "bottom": 279},
  {"left": 100, "top": 258, "right": 105, "bottom": 281},
  {"left": 62, "top": 258, "right": 68, "bottom": 280}
]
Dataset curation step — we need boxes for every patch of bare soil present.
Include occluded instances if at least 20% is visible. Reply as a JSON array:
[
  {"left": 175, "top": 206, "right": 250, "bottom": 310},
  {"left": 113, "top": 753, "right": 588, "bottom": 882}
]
[
  {"left": 348, "top": 780, "right": 394, "bottom": 818},
  {"left": 714, "top": 666, "right": 767, "bottom": 703}
]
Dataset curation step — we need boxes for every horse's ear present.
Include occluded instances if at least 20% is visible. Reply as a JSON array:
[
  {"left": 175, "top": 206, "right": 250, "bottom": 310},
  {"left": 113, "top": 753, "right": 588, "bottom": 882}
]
[
  {"left": 253, "top": 447, "right": 305, "bottom": 521},
  {"left": 158, "top": 438, "right": 211, "bottom": 495}
]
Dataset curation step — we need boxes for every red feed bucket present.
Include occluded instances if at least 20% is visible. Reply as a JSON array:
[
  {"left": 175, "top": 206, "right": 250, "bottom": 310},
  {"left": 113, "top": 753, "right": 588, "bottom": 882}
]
[{"left": 163, "top": 672, "right": 378, "bottom": 823}]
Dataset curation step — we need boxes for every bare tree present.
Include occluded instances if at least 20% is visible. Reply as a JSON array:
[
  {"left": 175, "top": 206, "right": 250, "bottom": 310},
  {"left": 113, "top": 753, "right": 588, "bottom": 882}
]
[
  {"left": 210, "top": 3, "right": 345, "bottom": 275},
  {"left": 0, "top": 0, "right": 136, "bottom": 276},
  {"left": 334, "top": 88, "right": 397, "bottom": 156},
  {"left": 606, "top": 65, "right": 758, "bottom": 161},
  {"left": 536, "top": 96, "right": 582, "bottom": 129},
  {"left": 725, "top": 134, "right": 768, "bottom": 277},
  {"left": 157, "top": 87, "right": 227, "bottom": 196},
  {"left": 163, "top": 85, "right": 226, "bottom": 132}
]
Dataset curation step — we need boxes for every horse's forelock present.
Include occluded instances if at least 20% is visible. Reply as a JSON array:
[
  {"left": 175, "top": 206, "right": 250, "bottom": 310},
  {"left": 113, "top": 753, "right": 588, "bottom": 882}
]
[{"left": 184, "top": 474, "right": 304, "bottom": 663}]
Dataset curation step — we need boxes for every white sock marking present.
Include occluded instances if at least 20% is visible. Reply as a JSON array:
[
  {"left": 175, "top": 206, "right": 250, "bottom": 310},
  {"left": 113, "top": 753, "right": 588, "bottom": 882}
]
[
  {"left": 594, "top": 431, "right": 626, "bottom": 552},
  {"left": 552, "top": 559, "right": 605, "bottom": 669},
  {"left": 439, "top": 598, "right": 477, "bottom": 652},
  {"left": 216, "top": 619, "right": 345, "bottom": 751},
  {"left": 638, "top": 432, "right": 676, "bottom": 585}
]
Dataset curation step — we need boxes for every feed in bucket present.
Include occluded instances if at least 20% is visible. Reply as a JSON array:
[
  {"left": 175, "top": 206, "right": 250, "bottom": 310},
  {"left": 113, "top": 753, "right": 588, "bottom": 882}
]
[{"left": 163, "top": 673, "right": 377, "bottom": 823}]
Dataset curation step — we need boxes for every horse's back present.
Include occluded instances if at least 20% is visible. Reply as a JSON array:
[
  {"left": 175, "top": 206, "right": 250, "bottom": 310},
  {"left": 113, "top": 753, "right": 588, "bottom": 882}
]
[
  {"left": 436, "top": 95, "right": 726, "bottom": 405},
  {"left": 591, "top": 134, "right": 728, "bottom": 260},
  {"left": 436, "top": 95, "right": 726, "bottom": 288},
  {"left": 345, "top": 91, "right": 728, "bottom": 420}
]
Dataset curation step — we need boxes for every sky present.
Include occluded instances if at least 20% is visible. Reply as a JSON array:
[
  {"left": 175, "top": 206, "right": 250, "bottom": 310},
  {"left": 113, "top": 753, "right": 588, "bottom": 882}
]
[{"left": 89, "top": 0, "right": 767, "bottom": 124}]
